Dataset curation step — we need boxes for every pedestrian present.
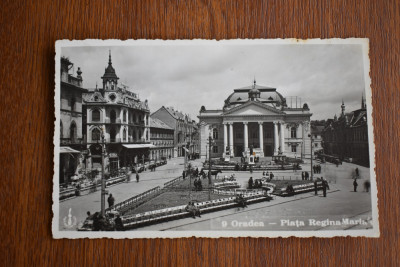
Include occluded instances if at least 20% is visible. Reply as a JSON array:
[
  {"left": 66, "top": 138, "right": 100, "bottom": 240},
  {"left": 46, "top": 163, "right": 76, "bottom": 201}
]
[
  {"left": 136, "top": 173, "right": 139, "bottom": 183},
  {"left": 301, "top": 172, "right": 305, "bottom": 180},
  {"left": 270, "top": 172, "right": 274, "bottom": 180},
  {"left": 114, "top": 215, "right": 124, "bottom": 231},
  {"left": 305, "top": 171, "right": 309, "bottom": 180},
  {"left": 364, "top": 181, "right": 371, "bottom": 192},
  {"left": 353, "top": 179, "right": 358, "bottom": 192},
  {"left": 248, "top": 177, "right": 254, "bottom": 189},
  {"left": 235, "top": 194, "right": 248, "bottom": 208},
  {"left": 107, "top": 194, "right": 115, "bottom": 207},
  {"left": 185, "top": 201, "right": 201, "bottom": 218},
  {"left": 322, "top": 182, "right": 327, "bottom": 197},
  {"left": 314, "top": 180, "right": 318, "bottom": 195},
  {"left": 182, "top": 170, "right": 186, "bottom": 179}
]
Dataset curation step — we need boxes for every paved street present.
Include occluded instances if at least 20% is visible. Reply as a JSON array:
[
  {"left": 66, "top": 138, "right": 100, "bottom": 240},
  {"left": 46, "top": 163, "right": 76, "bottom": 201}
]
[
  {"left": 59, "top": 159, "right": 373, "bottom": 232},
  {"left": 136, "top": 162, "right": 373, "bottom": 231},
  {"left": 58, "top": 157, "right": 203, "bottom": 230}
]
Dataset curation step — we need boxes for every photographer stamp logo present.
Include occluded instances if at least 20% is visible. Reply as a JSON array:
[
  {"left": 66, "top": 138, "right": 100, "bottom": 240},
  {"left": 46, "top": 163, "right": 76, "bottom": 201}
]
[{"left": 63, "top": 208, "right": 77, "bottom": 229}]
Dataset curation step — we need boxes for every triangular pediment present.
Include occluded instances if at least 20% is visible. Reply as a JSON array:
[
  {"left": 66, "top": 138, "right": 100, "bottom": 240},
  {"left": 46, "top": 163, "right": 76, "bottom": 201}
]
[
  {"left": 223, "top": 101, "right": 284, "bottom": 116},
  {"left": 85, "top": 91, "right": 106, "bottom": 103}
]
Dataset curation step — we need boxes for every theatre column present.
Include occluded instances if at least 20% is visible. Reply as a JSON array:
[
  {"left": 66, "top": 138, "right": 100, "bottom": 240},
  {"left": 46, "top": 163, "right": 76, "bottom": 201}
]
[
  {"left": 274, "top": 121, "right": 279, "bottom": 154},
  {"left": 243, "top": 122, "right": 248, "bottom": 153},
  {"left": 259, "top": 122, "right": 264, "bottom": 156},
  {"left": 229, "top": 123, "right": 234, "bottom": 156},
  {"left": 223, "top": 123, "right": 228, "bottom": 156},
  {"left": 280, "top": 121, "right": 285, "bottom": 153}
]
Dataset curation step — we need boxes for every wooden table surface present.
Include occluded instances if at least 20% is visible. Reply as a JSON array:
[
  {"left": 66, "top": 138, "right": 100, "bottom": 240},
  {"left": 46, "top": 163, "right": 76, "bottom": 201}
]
[{"left": 0, "top": 0, "right": 399, "bottom": 266}]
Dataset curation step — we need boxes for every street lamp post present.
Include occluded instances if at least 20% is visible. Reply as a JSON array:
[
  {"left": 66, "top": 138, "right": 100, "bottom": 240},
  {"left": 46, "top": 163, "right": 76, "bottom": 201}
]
[
  {"left": 100, "top": 130, "right": 106, "bottom": 216},
  {"left": 207, "top": 134, "right": 213, "bottom": 200},
  {"left": 308, "top": 134, "right": 314, "bottom": 181}
]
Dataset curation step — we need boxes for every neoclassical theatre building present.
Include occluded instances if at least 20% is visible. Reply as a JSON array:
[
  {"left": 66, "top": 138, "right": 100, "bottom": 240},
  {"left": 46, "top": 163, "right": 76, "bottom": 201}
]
[{"left": 198, "top": 80, "right": 313, "bottom": 160}]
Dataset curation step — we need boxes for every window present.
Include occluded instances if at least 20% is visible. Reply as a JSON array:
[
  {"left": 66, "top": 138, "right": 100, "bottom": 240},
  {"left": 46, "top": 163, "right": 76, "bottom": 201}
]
[
  {"left": 92, "top": 109, "right": 100, "bottom": 122},
  {"left": 212, "top": 128, "right": 218, "bottom": 139},
  {"left": 71, "top": 98, "right": 76, "bottom": 111},
  {"left": 291, "top": 127, "right": 297, "bottom": 138},
  {"left": 213, "top": 145, "right": 218, "bottom": 153},
  {"left": 69, "top": 122, "right": 77, "bottom": 140},
  {"left": 123, "top": 110, "right": 127, "bottom": 123},
  {"left": 92, "top": 128, "right": 101, "bottom": 141},
  {"left": 291, "top": 145, "right": 297, "bottom": 152},
  {"left": 110, "top": 110, "right": 116, "bottom": 123},
  {"left": 123, "top": 128, "right": 127, "bottom": 141}
]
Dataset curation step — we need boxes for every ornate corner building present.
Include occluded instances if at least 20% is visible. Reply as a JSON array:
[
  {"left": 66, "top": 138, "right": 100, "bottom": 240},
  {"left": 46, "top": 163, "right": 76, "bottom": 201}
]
[
  {"left": 198, "top": 80, "right": 313, "bottom": 160},
  {"left": 82, "top": 52, "right": 151, "bottom": 173}
]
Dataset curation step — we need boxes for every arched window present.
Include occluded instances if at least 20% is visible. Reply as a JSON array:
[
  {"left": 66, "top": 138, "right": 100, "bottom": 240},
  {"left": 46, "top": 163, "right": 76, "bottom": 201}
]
[
  {"left": 123, "top": 128, "right": 127, "bottom": 142},
  {"left": 124, "top": 110, "right": 128, "bottom": 123},
  {"left": 92, "top": 109, "right": 100, "bottom": 122},
  {"left": 60, "top": 121, "right": 63, "bottom": 138},
  {"left": 110, "top": 110, "right": 116, "bottom": 123},
  {"left": 69, "top": 121, "right": 77, "bottom": 140},
  {"left": 110, "top": 127, "right": 117, "bottom": 142},
  {"left": 92, "top": 128, "right": 101, "bottom": 142},
  {"left": 291, "top": 127, "right": 297, "bottom": 138},
  {"left": 212, "top": 128, "right": 218, "bottom": 139}
]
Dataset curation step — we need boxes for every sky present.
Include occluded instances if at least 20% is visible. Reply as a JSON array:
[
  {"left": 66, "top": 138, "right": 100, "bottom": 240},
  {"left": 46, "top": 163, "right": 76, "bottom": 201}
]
[{"left": 61, "top": 41, "right": 368, "bottom": 121}]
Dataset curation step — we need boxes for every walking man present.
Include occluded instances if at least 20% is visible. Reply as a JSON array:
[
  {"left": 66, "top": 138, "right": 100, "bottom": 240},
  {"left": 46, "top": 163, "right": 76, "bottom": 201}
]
[
  {"left": 136, "top": 173, "right": 139, "bottom": 183},
  {"left": 107, "top": 194, "right": 115, "bottom": 208},
  {"left": 353, "top": 178, "right": 358, "bottom": 192}
]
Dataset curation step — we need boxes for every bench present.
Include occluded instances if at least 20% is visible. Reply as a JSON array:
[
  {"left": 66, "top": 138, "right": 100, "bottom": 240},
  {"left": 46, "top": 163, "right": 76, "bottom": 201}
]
[
  {"left": 274, "top": 181, "right": 325, "bottom": 197},
  {"left": 121, "top": 192, "right": 272, "bottom": 230}
]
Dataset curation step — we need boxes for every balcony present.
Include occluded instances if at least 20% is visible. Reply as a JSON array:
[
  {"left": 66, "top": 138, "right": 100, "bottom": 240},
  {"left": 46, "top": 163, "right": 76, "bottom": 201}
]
[
  {"left": 60, "top": 138, "right": 85, "bottom": 145},
  {"left": 105, "top": 118, "right": 122, "bottom": 124},
  {"left": 90, "top": 137, "right": 149, "bottom": 144}
]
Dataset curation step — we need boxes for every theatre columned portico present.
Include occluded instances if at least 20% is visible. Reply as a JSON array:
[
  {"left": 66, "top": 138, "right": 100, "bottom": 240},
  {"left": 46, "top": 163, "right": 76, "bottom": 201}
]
[{"left": 198, "top": 80, "right": 312, "bottom": 159}]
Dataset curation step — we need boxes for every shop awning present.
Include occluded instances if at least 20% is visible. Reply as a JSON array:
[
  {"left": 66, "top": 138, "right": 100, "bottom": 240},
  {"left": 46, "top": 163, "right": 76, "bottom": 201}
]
[
  {"left": 59, "top": 146, "right": 81, "bottom": 153},
  {"left": 123, "top": 144, "right": 155, "bottom": 149}
]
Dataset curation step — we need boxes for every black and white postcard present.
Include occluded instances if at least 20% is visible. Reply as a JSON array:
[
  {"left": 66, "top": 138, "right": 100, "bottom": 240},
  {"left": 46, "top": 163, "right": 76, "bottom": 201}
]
[{"left": 53, "top": 39, "right": 378, "bottom": 238}]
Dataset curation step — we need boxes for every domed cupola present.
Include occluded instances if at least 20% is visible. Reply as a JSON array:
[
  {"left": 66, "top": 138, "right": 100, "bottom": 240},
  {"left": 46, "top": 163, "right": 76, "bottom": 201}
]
[{"left": 248, "top": 78, "right": 260, "bottom": 101}]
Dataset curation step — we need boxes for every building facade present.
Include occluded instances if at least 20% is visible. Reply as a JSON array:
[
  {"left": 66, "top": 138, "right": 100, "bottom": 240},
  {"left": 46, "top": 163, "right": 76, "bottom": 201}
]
[
  {"left": 149, "top": 117, "right": 175, "bottom": 160},
  {"left": 59, "top": 57, "right": 86, "bottom": 184},
  {"left": 310, "top": 122, "right": 325, "bottom": 155},
  {"left": 198, "top": 80, "right": 313, "bottom": 160},
  {"left": 322, "top": 98, "right": 369, "bottom": 166},
  {"left": 151, "top": 106, "right": 198, "bottom": 157},
  {"left": 83, "top": 52, "right": 151, "bottom": 173}
]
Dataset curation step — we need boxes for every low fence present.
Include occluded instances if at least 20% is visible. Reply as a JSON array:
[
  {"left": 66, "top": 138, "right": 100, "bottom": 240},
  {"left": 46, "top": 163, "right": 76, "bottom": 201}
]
[
  {"left": 163, "top": 176, "right": 184, "bottom": 187},
  {"left": 212, "top": 188, "right": 264, "bottom": 196},
  {"left": 106, "top": 186, "right": 162, "bottom": 213}
]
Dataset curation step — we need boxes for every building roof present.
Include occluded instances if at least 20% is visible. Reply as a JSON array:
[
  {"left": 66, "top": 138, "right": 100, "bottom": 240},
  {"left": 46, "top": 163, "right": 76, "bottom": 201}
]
[
  {"left": 311, "top": 125, "right": 325, "bottom": 134},
  {"left": 149, "top": 117, "right": 174, "bottom": 130},
  {"left": 223, "top": 81, "right": 285, "bottom": 110},
  {"left": 157, "top": 106, "right": 193, "bottom": 122},
  {"left": 101, "top": 51, "right": 119, "bottom": 80}
]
